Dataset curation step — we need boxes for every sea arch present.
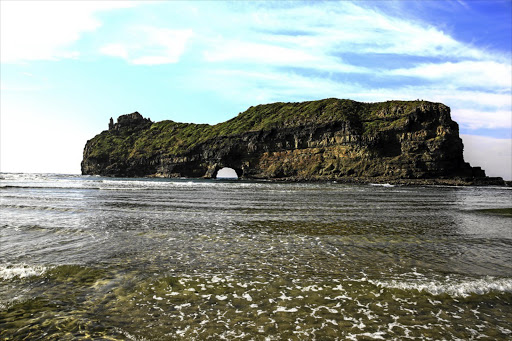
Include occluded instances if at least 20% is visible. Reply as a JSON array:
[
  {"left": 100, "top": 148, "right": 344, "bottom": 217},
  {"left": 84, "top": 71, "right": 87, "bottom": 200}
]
[{"left": 216, "top": 167, "right": 239, "bottom": 179}]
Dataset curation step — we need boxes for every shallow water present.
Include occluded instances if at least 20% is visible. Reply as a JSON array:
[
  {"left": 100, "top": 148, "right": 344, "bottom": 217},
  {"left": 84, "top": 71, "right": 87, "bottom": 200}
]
[{"left": 1, "top": 173, "right": 511, "bottom": 340}]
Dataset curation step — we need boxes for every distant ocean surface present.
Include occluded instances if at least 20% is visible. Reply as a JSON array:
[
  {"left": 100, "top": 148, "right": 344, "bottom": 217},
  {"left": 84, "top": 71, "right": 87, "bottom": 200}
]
[{"left": 1, "top": 173, "right": 511, "bottom": 340}]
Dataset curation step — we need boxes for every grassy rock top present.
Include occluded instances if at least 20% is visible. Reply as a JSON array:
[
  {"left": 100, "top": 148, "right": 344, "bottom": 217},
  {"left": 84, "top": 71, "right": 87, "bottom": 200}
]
[{"left": 86, "top": 98, "right": 443, "bottom": 161}]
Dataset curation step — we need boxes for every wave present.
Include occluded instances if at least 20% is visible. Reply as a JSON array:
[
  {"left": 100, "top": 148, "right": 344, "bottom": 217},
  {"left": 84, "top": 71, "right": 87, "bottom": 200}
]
[
  {"left": 0, "top": 185, "right": 102, "bottom": 191},
  {"left": 1, "top": 173, "right": 259, "bottom": 191},
  {"left": 0, "top": 204, "right": 84, "bottom": 212},
  {"left": 369, "top": 183, "right": 395, "bottom": 188},
  {"left": 1, "top": 173, "right": 101, "bottom": 190},
  {"left": 372, "top": 276, "right": 512, "bottom": 298},
  {"left": 0, "top": 172, "right": 80, "bottom": 181},
  {"left": 2, "top": 172, "right": 510, "bottom": 193},
  {"left": 0, "top": 264, "right": 48, "bottom": 280}
]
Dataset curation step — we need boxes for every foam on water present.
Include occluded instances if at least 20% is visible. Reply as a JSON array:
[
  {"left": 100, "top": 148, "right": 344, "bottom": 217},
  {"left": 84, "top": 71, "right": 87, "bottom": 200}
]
[
  {"left": 0, "top": 264, "right": 48, "bottom": 280},
  {"left": 0, "top": 172, "right": 361, "bottom": 193},
  {"left": 0, "top": 173, "right": 96, "bottom": 189},
  {"left": 372, "top": 276, "right": 512, "bottom": 297},
  {"left": 369, "top": 183, "right": 395, "bottom": 187}
]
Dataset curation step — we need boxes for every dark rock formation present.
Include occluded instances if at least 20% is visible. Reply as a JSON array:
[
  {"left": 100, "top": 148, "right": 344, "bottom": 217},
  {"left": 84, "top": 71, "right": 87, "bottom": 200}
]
[
  {"left": 108, "top": 112, "right": 152, "bottom": 131},
  {"left": 81, "top": 99, "right": 504, "bottom": 185}
]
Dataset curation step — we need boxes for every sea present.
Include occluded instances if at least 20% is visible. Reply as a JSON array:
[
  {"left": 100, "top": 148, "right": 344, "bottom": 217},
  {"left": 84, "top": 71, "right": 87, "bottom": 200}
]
[{"left": 1, "top": 173, "right": 511, "bottom": 340}]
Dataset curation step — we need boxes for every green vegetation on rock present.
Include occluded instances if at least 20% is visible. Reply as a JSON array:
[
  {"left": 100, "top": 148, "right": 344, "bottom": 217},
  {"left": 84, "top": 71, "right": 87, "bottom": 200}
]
[{"left": 88, "top": 99, "right": 426, "bottom": 160}]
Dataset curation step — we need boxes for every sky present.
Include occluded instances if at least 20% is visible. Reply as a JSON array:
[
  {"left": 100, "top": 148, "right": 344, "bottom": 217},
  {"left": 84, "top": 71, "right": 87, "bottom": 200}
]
[{"left": 1, "top": 0, "right": 511, "bottom": 179}]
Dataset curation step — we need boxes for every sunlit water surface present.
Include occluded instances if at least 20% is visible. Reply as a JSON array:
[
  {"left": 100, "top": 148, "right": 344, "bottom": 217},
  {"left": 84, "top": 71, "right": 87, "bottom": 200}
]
[{"left": 1, "top": 173, "right": 511, "bottom": 340}]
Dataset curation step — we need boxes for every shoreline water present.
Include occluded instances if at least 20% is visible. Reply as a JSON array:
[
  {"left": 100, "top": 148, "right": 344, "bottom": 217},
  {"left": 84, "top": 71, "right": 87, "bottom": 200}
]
[
  {"left": 1, "top": 173, "right": 511, "bottom": 339},
  {"left": 144, "top": 172, "right": 509, "bottom": 187},
  {"left": 2, "top": 171, "right": 510, "bottom": 186}
]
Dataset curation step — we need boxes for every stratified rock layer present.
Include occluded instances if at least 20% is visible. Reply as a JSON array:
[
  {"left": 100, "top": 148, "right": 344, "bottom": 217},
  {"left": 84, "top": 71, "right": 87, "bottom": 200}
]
[{"left": 81, "top": 98, "right": 501, "bottom": 184}]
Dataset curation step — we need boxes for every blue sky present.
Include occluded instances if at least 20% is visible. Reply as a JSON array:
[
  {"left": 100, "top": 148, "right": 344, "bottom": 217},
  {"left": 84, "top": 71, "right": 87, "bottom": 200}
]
[{"left": 1, "top": 0, "right": 511, "bottom": 179}]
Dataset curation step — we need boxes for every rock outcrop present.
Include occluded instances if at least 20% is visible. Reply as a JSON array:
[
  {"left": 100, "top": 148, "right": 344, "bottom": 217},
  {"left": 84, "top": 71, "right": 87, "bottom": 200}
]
[{"left": 81, "top": 98, "right": 504, "bottom": 185}]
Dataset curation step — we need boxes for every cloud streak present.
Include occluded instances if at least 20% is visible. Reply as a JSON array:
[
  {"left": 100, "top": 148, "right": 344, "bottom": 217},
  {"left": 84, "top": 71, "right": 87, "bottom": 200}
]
[
  {"left": 100, "top": 27, "right": 194, "bottom": 65},
  {"left": 389, "top": 61, "right": 511, "bottom": 89},
  {"left": 0, "top": 1, "right": 137, "bottom": 63}
]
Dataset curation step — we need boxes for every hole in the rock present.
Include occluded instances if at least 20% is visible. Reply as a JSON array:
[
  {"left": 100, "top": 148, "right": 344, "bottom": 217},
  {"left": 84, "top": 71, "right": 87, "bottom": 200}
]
[{"left": 216, "top": 167, "right": 239, "bottom": 179}]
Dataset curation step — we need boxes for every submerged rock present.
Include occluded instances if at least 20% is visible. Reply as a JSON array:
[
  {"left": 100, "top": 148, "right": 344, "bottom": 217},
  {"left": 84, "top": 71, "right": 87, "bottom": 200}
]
[{"left": 81, "top": 98, "right": 504, "bottom": 185}]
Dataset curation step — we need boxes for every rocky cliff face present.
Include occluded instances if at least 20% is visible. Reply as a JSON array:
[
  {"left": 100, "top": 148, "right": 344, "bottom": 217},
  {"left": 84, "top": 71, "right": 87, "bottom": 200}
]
[{"left": 81, "top": 99, "right": 502, "bottom": 184}]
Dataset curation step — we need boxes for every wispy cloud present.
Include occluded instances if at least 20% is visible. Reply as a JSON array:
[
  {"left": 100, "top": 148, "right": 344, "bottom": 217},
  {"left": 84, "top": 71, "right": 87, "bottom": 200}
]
[
  {"left": 191, "top": 68, "right": 355, "bottom": 104},
  {"left": 217, "top": 1, "right": 493, "bottom": 62},
  {"left": 454, "top": 109, "right": 511, "bottom": 130},
  {"left": 388, "top": 61, "right": 511, "bottom": 89},
  {"left": 0, "top": 1, "right": 137, "bottom": 63},
  {"left": 99, "top": 43, "right": 129, "bottom": 59},
  {"left": 100, "top": 27, "right": 194, "bottom": 65},
  {"left": 203, "top": 41, "right": 318, "bottom": 65},
  {"left": 455, "top": 0, "right": 471, "bottom": 11}
]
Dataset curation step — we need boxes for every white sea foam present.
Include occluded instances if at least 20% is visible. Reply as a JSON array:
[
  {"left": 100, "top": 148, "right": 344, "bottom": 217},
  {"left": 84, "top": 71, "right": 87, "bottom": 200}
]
[
  {"left": 174, "top": 303, "right": 191, "bottom": 310},
  {"left": 369, "top": 183, "right": 395, "bottom": 187},
  {"left": 1, "top": 172, "right": 266, "bottom": 191},
  {"left": 242, "top": 293, "right": 253, "bottom": 301},
  {"left": 274, "top": 306, "right": 298, "bottom": 313},
  {"left": 0, "top": 264, "right": 48, "bottom": 280},
  {"left": 373, "top": 276, "right": 512, "bottom": 297},
  {"left": 347, "top": 331, "right": 386, "bottom": 340},
  {"left": 99, "top": 178, "right": 266, "bottom": 191},
  {"left": 301, "top": 284, "right": 323, "bottom": 292}
]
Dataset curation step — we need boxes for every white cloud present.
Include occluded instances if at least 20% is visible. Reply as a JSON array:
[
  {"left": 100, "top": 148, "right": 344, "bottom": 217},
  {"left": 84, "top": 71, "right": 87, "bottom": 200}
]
[
  {"left": 389, "top": 61, "right": 512, "bottom": 89},
  {"left": 204, "top": 41, "right": 318, "bottom": 65},
  {"left": 429, "top": 90, "right": 511, "bottom": 110},
  {"left": 0, "top": 1, "right": 137, "bottom": 63},
  {"left": 131, "top": 56, "right": 174, "bottom": 66},
  {"left": 184, "top": 67, "right": 360, "bottom": 106},
  {"left": 228, "top": 2, "right": 491, "bottom": 62},
  {"left": 461, "top": 135, "right": 512, "bottom": 180},
  {"left": 203, "top": 40, "right": 370, "bottom": 75},
  {"left": 100, "top": 43, "right": 129, "bottom": 59},
  {"left": 452, "top": 109, "right": 512, "bottom": 130},
  {"left": 99, "top": 27, "right": 193, "bottom": 65}
]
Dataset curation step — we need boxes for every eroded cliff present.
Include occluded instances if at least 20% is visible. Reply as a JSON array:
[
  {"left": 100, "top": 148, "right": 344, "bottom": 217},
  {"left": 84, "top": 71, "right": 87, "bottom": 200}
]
[{"left": 81, "top": 98, "right": 502, "bottom": 184}]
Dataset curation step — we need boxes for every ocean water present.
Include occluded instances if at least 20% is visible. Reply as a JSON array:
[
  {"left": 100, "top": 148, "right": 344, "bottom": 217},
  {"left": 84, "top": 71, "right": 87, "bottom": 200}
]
[{"left": 1, "top": 173, "right": 511, "bottom": 340}]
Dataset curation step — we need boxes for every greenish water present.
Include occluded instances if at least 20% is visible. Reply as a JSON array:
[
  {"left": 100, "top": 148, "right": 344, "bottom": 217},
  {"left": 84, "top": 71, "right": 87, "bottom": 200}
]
[
  {"left": 1, "top": 174, "right": 511, "bottom": 340},
  {"left": 475, "top": 207, "right": 512, "bottom": 217}
]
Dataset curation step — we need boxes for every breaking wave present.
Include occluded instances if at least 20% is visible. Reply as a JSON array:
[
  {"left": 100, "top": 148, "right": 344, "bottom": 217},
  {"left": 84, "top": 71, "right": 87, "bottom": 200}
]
[
  {"left": 372, "top": 276, "right": 512, "bottom": 298},
  {"left": 0, "top": 264, "right": 48, "bottom": 280}
]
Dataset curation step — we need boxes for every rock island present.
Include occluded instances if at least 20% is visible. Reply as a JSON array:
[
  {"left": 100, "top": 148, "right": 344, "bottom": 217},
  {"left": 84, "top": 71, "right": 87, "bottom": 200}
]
[{"left": 81, "top": 98, "right": 504, "bottom": 185}]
